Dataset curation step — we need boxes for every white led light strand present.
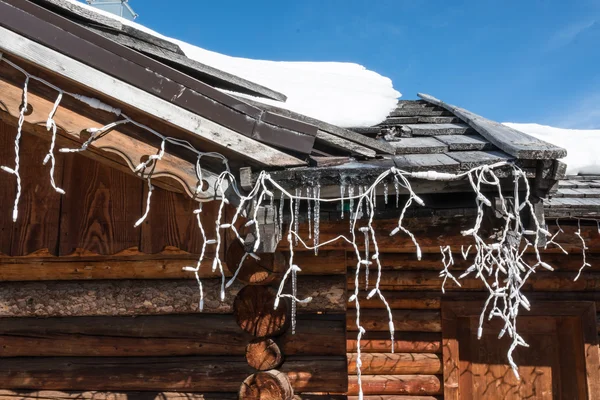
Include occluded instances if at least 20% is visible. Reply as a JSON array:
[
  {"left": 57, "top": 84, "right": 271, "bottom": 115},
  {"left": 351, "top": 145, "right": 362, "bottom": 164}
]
[{"left": 3, "top": 57, "right": 599, "bottom": 400}]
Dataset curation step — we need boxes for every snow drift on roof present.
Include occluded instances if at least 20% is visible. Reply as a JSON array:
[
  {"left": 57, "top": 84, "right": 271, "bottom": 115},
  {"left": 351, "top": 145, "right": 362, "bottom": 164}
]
[
  {"left": 70, "top": 0, "right": 400, "bottom": 127},
  {"left": 504, "top": 123, "right": 600, "bottom": 175}
]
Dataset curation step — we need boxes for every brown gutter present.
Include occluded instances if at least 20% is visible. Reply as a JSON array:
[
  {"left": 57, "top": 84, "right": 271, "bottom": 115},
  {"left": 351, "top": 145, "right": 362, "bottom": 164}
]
[{"left": 0, "top": 0, "right": 317, "bottom": 155}]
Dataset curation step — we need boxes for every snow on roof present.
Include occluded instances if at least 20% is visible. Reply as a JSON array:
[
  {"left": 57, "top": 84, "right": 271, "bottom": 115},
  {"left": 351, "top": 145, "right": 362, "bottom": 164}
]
[
  {"left": 69, "top": 0, "right": 400, "bottom": 128},
  {"left": 504, "top": 123, "right": 600, "bottom": 175}
]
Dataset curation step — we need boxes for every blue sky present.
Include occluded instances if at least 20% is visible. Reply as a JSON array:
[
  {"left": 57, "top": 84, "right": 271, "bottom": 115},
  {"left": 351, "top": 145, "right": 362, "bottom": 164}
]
[{"left": 110, "top": 0, "right": 598, "bottom": 128}]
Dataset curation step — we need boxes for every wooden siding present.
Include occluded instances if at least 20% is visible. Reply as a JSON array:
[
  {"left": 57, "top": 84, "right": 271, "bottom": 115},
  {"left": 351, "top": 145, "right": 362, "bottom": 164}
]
[{"left": 346, "top": 244, "right": 600, "bottom": 398}]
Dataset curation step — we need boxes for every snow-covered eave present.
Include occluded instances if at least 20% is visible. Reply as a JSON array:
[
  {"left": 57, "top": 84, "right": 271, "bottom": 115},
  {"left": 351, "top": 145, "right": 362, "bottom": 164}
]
[
  {"left": 418, "top": 94, "right": 567, "bottom": 160},
  {"left": 49, "top": 0, "right": 401, "bottom": 128}
]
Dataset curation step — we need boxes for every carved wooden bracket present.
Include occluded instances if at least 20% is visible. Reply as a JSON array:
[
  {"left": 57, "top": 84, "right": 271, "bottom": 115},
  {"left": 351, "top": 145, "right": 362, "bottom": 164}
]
[{"left": 0, "top": 77, "right": 221, "bottom": 200}]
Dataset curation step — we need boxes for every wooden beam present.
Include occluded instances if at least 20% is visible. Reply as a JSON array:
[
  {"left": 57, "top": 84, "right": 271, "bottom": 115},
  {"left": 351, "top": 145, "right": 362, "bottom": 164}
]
[
  {"left": 0, "top": 356, "right": 347, "bottom": 393},
  {"left": 0, "top": 251, "right": 346, "bottom": 281},
  {"left": 0, "top": 276, "right": 346, "bottom": 317},
  {"left": 0, "top": 257, "right": 224, "bottom": 281},
  {"left": 0, "top": 391, "right": 238, "bottom": 400},
  {"left": 418, "top": 93, "right": 567, "bottom": 160},
  {"left": 0, "top": 314, "right": 345, "bottom": 357},
  {"left": 0, "top": 75, "right": 216, "bottom": 199},
  {"left": 348, "top": 270, "right": 600, "bottom": 292},
  {"left": 347, "top": 375, "right": 442, "bottom": 396},
  {"left": 347, "top": 332, "right": 442, "bottom": 354},
  {"left": 231, "top": 95, "right": 395, "bottom": 155},
  {"left": 347, "top": 353, "right": 442, "bottom": 375},
  {"left": 0, "top": 28, "right": 304, "bottom": 167},
  {"left": 347, "top": 310, "right": 441, "bottom": 333}
]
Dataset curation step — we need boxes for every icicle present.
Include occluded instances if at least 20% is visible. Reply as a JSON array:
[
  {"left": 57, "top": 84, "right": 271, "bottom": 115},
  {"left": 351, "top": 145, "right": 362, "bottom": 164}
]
[
  {"left": 294, "top": 188, "right": 300, "bottom": 245},
  {"left": 314, "top": 184, "right": 321, "bottom": 255},
  {"left": 356, "top": 186, "right": 364, "bottom": 220},
  {"left": 307, "top": 186, "right": 312, "bottom": 239},
  {"left": 384, "top": 182, "right": 389, "bottom": 205},
  {"left": 340, "top": 183, "right": 346, "bottom": 219}
]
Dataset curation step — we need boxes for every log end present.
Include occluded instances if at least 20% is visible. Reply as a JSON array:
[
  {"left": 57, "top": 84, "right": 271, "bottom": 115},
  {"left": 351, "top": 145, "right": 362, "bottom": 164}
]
[
  {"left": 246, "top": 338, "right": 284, "bottom": 371},
  {"left": 239, "top": 370, "right": 294, "bottom": 400}
]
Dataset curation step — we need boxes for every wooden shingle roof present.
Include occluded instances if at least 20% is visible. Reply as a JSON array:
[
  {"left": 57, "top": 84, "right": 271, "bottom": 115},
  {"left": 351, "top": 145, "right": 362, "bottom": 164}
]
[{"left": 546, "top": 176, "right": 600, "bottom": 218}]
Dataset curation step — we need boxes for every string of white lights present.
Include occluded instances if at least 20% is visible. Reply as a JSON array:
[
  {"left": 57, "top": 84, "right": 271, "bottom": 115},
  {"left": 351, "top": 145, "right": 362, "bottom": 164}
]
[{"left": 2, "top": 56, "right": 599, "bottom": 399}]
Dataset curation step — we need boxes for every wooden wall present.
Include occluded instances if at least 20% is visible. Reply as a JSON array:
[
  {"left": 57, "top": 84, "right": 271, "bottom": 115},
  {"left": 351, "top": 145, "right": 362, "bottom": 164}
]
[
  {"left": 2, "top": 120, "right": 600, "bottom": 398},
  {"left": 344, "top": 233, "right": 600, "bottom": 399},
  {"left": 0, "top": 121, "right": 348, "bottom": 399},
  {"left": 0, "top": 120, "right": 210, "bottom": 258}
]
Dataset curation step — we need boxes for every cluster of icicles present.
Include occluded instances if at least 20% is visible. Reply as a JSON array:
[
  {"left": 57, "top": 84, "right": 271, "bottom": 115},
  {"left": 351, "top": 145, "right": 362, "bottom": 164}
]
[{"left": 1, "top": 55, "right": 596, "bottom": 400}]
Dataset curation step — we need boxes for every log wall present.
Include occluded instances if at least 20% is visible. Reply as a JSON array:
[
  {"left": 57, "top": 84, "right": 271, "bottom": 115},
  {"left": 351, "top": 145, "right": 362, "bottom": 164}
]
[
  {"left": 0, "top": 121, "right": 348, "bottom": 399},
  {"left": 345, "top": 234, "right": 600, "bottom": 399},
  {"left": 2, "top": 120, "right": 600, "bottom": 398}
]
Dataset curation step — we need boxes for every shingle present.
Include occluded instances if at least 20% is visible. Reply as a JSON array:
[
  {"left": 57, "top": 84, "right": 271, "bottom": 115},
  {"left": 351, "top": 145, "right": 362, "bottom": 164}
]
[
  {"left": 393, "top": 153, "right": 460, "bottom": 172},
  {"left": 403, "top": 123, "right": 473, "bottom": 136},
  {"left": 446, "top": 150, "right": 513, "bottom": 170},
  {"left": 389, "top": 137, "right": 448, "bottom": 155},
  {"left": 436, "top": 135, "right": 494, "bottom": 151}
]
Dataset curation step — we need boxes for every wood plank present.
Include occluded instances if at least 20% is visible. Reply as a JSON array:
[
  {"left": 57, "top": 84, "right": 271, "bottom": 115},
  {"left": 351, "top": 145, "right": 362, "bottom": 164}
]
[
  {"left": 37, "top": 0, "right": 124, "bottom": 30},
  {"left": 347, "top": 310, "right": 441, "bottom": 332},
  {"left": 8, "top": 134, "right": 63, "bottom": 256},
  {"left": 0, "top": 120, "right": 17, "bottom": 255},
  {"left": 140, "top": 189, "right": 215, "bottom": 254},
  {"left": 393, "top": 154, "right": 460, "bottom": 172},
  {"left": 419, "top": 93, "right": 567, "bottom": 159},
  {"left": 316, "top": 130, "right": 377, "bottom": 158},
  {"left": 555, "top": 188, "right": 586, "bottom": 198},
  {"left": 0, "top": 251, "right": 346, "bottom": 282},
  {"left": 349, "top": 270, "right": 600, "bottom": 292},
  {"left": 445, "top": 150, "right": 512, "bottom": 170},
  {"left": 569, "top": 188, "right": 600, "bottom": 198},
  {"left": 349, "top": 396, "right": 440, "bottom": 400},
  {"left": 0, "top": 257, "right": 227, "bottom": 281},
  {"left": 348, "top": 353, "right": 442, "bottom": 375},
  {"left": 0, "top": 275, "right": 345, "bottom": 317},
  {"left": 347, "top": 375, "right": 442, "bottom": 396},
  {"left": 391, "top": 108, "right": 451, "bottom": 117},
  {"left": 82, "top": 28, "right": 288, "bottom": 102},
  {"left": 351, "top": 251, "right": 600, "bottom": 273},
  {"left": 435, "top": 135, "right": 493, "bottom": 151},
  {"left": 59, "top": 153, "right": 143, "bottom": 256},
  {"left": 402, "top": 123, "right": 472, "bottom": 136},
  {"left": 418, "top": 116, "right": 460, "bottom": 124},
  {"left": 0, "top": 356, "right": 346, "bottom": 393},
  {"left": 231, "top": 95, "right": 395, "bottom": 155},
  {"left": 349, "top": 292, "right": 441, "bottom": 310},
  {"left": 1, "top": 1, "right": 318, "bottom": 155},
  {"left": 347, "top": 332, "right": 442, "bottom": 354},
  {"left": 0, "top": 391, "right": 238, "bottom": 400},
  {"left": 390, "top": 137, "right": 448, "bottom": 155},
  {"left": 0, "top": 75, "right": 219, "bottom": 199},
  {"left": 381, "top": 117, "right": 419, "bottom": 125},
  {"left": 0, "top": 26, "right": 304, "bottom": 167},
  {"left": 0, "top": 314, "right": 345, "bottom": 357}
]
